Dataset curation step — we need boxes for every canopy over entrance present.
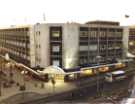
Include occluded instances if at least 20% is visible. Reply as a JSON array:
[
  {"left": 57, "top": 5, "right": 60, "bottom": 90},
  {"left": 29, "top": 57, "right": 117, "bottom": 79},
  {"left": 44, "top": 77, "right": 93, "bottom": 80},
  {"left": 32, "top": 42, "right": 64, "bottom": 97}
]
[
  {"left": 37, "top": 66, "right": 65, "bottom": 75},
  {"left": 127, "top": 52, "right": 135, "bottom": 58}
]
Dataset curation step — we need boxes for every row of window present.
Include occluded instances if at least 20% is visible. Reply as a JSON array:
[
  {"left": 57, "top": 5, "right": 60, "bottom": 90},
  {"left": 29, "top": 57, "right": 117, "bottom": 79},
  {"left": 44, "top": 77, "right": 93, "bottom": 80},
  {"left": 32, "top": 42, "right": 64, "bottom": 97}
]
[
  {"left": 80, "top": 31, "right": 122, "bottom": 38},
  {"left": 50, "top": 27, "right": 62, "bottom": 67},
  {"left": 0, "top": 47, "right": 30, "bottom": 60}
]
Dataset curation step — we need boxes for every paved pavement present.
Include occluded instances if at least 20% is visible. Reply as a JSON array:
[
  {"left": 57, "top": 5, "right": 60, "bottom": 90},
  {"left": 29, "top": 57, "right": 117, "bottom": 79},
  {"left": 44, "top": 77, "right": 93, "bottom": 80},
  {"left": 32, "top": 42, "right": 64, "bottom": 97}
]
[{"left": 0, "top": 61, "right": 76, "bottom": 104}]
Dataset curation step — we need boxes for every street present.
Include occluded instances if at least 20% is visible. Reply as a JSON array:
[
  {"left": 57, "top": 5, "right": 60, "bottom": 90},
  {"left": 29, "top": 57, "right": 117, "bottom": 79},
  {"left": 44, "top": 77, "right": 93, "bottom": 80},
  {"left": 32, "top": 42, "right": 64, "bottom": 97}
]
[{"left": 61, "top": 61, "right": 135, "bottom": 104}]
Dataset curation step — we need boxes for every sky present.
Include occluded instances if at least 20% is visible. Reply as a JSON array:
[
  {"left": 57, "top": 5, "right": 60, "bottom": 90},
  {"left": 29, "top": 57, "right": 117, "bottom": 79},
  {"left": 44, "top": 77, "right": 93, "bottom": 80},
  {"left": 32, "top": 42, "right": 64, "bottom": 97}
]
[{"left": 0, "top": 0, "right": 135, "bottom": 27}]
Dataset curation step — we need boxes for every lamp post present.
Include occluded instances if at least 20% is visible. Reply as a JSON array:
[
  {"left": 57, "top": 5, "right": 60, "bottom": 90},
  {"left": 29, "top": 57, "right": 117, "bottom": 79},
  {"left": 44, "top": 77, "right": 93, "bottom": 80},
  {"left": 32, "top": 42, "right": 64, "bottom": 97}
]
[
  {"left": 20, "top": 70, "right": 26, "bottom": 100},
  {"left": 5, "top": 53, "right": 11, "bottom": 86},
  {"left": 96, "top": 55, "right": 102, "bottom": 96},
  {"left": 6, "top": 62, "right": 13, "bottom": 84},
  {"left": 21, "top": 70, "right": 26, "bottom": 87},
  {"left": 51, "top": 77, "right": 56, "bottom": 94},
  {"left": 9, "top": 64, "right": 14, "bottom": 84},
  {"left": 5, "top": 53, "right": 15, "bottom": 85}
]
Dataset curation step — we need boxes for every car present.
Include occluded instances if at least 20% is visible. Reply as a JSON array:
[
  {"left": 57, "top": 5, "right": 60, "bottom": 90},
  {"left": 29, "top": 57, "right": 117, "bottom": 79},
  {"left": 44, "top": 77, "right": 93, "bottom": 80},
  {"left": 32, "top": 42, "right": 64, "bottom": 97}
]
[{"left": 105, "top": 70, "right": 127, "bottom": 83}]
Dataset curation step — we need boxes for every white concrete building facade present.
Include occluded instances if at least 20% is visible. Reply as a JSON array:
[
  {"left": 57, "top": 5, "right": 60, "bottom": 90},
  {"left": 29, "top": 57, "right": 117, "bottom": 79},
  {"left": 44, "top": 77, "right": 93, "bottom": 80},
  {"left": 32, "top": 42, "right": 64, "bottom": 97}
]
[{"left": 0, "top": 21, "right": 124, "bottom": 69}]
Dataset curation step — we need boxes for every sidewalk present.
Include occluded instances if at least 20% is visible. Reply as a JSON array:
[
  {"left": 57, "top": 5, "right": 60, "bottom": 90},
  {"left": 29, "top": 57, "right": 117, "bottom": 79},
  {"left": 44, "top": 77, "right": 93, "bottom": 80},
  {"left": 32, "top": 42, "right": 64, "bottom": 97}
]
[{"left": 0, "top": 65, "right": 76, "bottom": 103}]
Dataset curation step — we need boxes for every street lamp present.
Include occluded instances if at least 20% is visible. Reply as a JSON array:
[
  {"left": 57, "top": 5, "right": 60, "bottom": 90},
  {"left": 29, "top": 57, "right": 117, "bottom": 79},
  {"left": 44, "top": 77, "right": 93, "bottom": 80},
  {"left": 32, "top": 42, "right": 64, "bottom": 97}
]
[
  {"left": 4, "top": 53, "right": 16, "bottom": 85},
  {"left": 5, "top": 62, "right": 14, "bottom": 84},
  {"left": 5, "top": 53, "right": 12, "bottom": 86},
  {"left": 21, "top": 70, "right": 27, "bottom": 87},
  {"left": 20, "top": 70, "right": 26, "bottom": 100},
  {"left": 51, "top": 77, "right": 56, "bottom": 93},
  {"left": 96, "top": 55, "right": 102, "bottom": 96}
]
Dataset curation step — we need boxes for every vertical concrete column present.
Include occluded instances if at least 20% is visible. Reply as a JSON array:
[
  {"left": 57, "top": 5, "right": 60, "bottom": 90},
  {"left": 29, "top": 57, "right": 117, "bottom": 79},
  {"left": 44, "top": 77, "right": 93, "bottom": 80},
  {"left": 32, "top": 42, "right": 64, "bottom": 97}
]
[
  {"left": 123, "top": 27, "right": 129, "bottom": 58},
  {"left": 62, "top": 23, "right": 79, "bottom": 69},
  {"left": 29, "top": 26, "right": 36, "bottom": 67}
]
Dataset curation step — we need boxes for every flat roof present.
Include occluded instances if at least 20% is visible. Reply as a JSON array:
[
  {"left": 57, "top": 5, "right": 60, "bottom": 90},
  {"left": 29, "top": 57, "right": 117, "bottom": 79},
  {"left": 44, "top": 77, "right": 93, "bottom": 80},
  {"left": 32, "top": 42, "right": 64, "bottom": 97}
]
[
  {"left": 0, "top": 25, "right": 32, "bottom": 30},
  {"left": 85, "top": 20, "right": 120, "bottom": 26}
]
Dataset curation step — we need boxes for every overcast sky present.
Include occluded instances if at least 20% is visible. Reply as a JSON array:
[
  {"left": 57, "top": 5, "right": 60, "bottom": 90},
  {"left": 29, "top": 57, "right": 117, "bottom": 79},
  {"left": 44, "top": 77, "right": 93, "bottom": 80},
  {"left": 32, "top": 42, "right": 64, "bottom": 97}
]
[{"left": 0, "top": 0, "right": 135, "bottom": 26}]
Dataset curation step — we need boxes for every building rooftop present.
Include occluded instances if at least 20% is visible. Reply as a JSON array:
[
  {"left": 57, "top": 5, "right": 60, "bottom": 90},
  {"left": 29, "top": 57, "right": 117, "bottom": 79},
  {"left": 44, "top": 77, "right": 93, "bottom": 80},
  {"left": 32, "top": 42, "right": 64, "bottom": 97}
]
[
  {"left": 0, "top": 25, "right": 32, "bottom": 30},
  {"left": 85, "top": 20, "right": 120, "bottom": 26}
]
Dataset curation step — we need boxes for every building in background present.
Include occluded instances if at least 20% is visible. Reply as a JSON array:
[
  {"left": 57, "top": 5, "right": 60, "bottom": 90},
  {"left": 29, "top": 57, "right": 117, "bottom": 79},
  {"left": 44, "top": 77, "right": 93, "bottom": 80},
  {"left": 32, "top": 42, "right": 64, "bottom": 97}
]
[
  {"left": 0, "top": 26, "right": 31, "bottom": 66},
  {"left": 123, "top": 26, "right": 135, "bottom": 58},
  {"left": 79, "top": 21, "right": 123, "bottom": 67},
  {"left": 0, "top": 21, "right": 124, "bottom": 69}
]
